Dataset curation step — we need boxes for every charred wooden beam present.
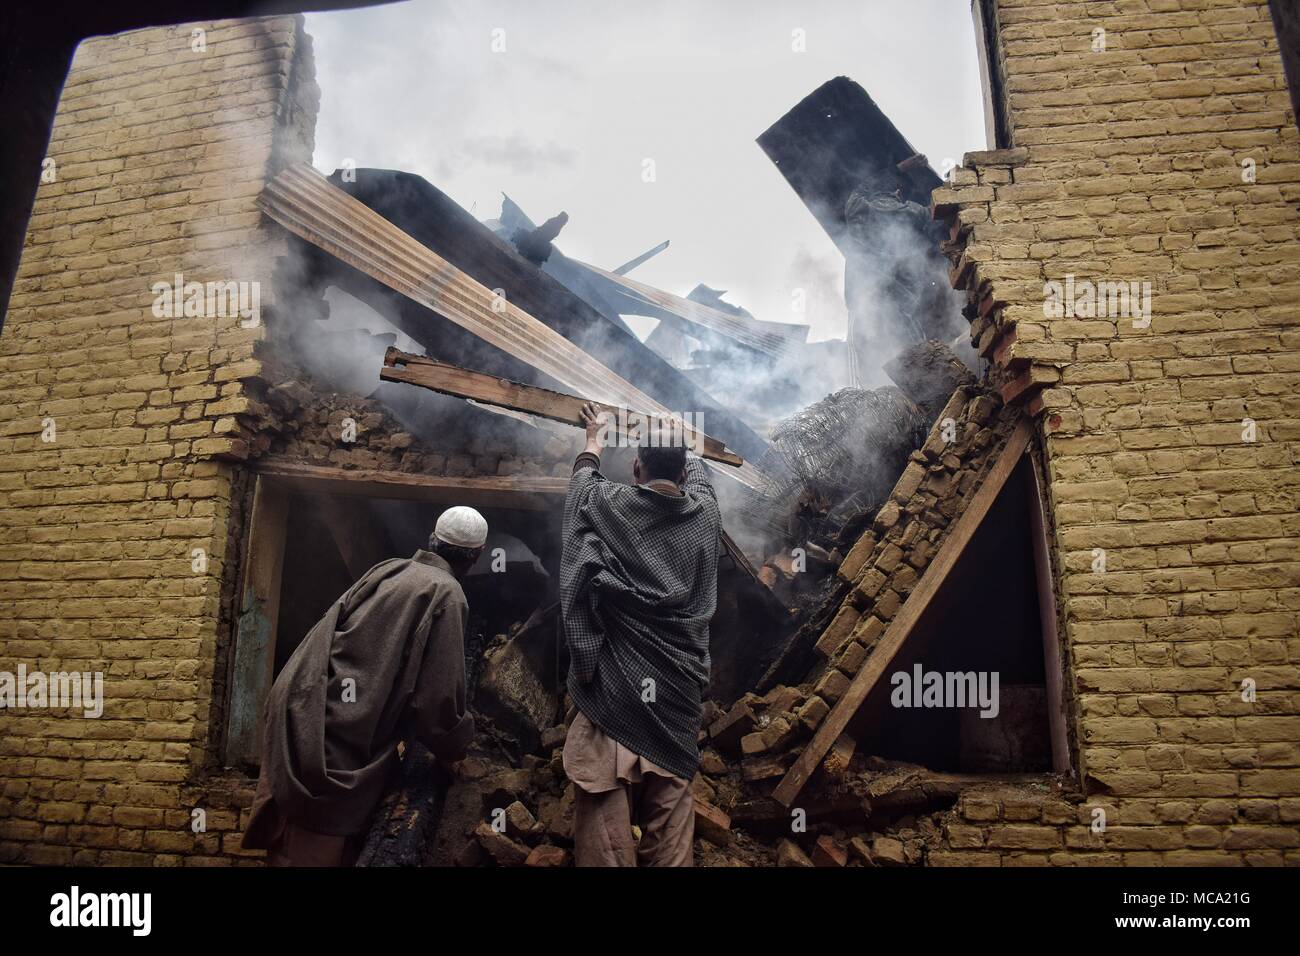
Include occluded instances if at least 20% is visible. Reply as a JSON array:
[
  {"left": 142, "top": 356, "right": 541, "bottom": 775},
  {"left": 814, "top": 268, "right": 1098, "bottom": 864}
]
[
  {"left": 380, "top": 348, "right": 745, "bottom": 467},
  {"left": 253, "top": 460, "right": 568, "bottom": 510},
  {"left": 758, "top": 76, "right": 942, "bottom": 254},
  {"left": 355, "top": 743, "right": 450, "bottom": 867}
]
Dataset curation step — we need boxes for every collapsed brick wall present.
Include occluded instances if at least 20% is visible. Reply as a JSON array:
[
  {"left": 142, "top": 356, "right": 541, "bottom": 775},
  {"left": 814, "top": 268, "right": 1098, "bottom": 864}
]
[
  {"left": 931, "top": 0, "right": 1300, "bottom": 863},
  {"left": 699, "top": 388, "right": 1027, "bottom": 791},
  {"left": 807, "top": 390, "right": 1018, "bottom": 699},
  {"left": 0, "top": 17, "right": 316, "bottom": 865}
]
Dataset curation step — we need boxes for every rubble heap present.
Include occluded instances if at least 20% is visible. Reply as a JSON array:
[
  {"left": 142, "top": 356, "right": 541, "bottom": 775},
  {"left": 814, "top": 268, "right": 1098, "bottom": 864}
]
[{"left": 363, "top": 382, "right": 1048, "bottom": 868}]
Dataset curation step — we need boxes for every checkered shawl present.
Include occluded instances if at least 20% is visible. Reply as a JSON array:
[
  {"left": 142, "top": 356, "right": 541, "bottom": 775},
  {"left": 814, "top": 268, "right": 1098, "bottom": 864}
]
[{"left": 561, "top": 454, "right": 721, "bottom": 780}]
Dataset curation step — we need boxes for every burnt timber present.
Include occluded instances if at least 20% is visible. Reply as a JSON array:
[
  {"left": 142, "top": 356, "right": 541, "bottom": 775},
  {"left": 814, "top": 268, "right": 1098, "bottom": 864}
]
[
  {"left": 267, "top": 165, "right": 769, "bottom": 468},
  {"left": 379, "top": 348, "right": 745, "bottom": 467},
  {"left": 758, "top": 75, "right": 943, "bottom": 253}
]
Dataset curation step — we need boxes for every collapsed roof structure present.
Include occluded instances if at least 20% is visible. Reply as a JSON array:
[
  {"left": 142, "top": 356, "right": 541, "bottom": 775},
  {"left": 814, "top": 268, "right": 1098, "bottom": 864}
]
[{"left": 226, "top": 74, "right": 1071, "bottom": 867}]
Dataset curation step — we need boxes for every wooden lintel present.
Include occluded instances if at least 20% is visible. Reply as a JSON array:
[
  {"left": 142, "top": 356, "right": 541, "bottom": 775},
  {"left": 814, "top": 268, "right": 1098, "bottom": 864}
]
[
  {"left": 380, "top": 348, "right": 745, "bottom": 468},
  {"left": 253, "top": 459, "right": 568, "bottom": 511},
  {"left": 772, "top": 418, "right": 1036, "bottom": 807}
]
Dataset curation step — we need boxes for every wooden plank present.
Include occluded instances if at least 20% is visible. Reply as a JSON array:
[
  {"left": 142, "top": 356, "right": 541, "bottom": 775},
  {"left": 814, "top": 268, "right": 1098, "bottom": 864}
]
[
  {"left": 223, "top": 477, "right": 289, "bottom": 768},
  {"left": 772, "top": 418, "right": 1035, "bottom": 806},
  {"left": 253, "top": 460, "right": 568, "bottom": 510},
  {"left": 380, "top": 348, "right": 744, "bottom": 467}
]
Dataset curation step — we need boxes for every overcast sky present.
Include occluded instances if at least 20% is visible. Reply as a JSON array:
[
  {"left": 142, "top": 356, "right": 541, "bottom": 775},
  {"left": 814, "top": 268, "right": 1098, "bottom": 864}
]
[{"left": 304, "top": 0, "right": 988, "bottom": 343}]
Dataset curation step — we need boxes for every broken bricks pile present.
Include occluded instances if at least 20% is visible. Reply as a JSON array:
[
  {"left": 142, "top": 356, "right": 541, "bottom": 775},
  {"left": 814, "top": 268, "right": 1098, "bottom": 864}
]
[
  {"left": 799, "top": 385, "right": 1017, "bottom": 706},
  {"left": 446, "top": 688, "right": 1000, "bottom": 867},
  {"left": 444, "top": 699, "right": 951, "bottom": 867}
]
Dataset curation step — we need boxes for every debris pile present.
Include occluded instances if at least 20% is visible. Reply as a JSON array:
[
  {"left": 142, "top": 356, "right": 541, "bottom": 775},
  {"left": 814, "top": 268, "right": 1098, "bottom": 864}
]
[
  {"left": 346, "top": 379, "right": 1045, "bottom": 868},
  {"left": 747, "top": 385, "right": 926, "bottom": 605},
  {"left": 408, "top": 684, "right": 998, "bottom": 867}
]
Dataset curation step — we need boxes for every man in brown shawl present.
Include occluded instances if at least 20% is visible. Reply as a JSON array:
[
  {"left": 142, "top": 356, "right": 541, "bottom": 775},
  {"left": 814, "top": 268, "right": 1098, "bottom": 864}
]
[{"left": 241, "top": 506, "right": 488, "bottom": 866}]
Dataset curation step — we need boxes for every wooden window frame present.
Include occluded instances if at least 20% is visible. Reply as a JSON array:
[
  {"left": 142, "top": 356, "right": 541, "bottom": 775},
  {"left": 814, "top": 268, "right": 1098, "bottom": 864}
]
[{"left": 221, "top": 463, "right": 567, "bottom": 768}]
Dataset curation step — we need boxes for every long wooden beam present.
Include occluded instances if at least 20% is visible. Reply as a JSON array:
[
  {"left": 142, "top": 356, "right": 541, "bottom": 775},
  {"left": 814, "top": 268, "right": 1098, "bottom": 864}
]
[
  {"left": 772, "top": 418, "right": 1035, "bottom": 807},
  {"left": 253, "top": 460, "right": 568, "bottom": 510},
  {"left": 613, "top": 239, "right": 670, "bottom": 276},
  {"left": 1027, "top": 446, "right": 1072, "bottom": 773},
  {"left": 256, "top": 164, "right": 764, "bottom": 489},
  {"left": 379, "top": 348, "right": 744, "bottom": 467}
]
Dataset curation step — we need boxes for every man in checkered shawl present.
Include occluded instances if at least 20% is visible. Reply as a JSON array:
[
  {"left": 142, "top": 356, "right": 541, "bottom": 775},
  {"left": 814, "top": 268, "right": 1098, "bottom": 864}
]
[{"left": 560, "top": 403, "right": 721, "bottom": 866}]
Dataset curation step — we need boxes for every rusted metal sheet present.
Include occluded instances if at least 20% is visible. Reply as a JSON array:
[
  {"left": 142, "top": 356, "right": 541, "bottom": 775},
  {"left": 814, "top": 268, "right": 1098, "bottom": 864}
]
[{"left": 257, "top": 164, "right": 763, "bottom": 489}]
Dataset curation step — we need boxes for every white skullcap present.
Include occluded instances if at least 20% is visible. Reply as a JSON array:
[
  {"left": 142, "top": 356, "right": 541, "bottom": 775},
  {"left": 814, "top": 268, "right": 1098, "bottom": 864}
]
[{"left": 434, "top": 506, "right": 488, "bottom": 549}]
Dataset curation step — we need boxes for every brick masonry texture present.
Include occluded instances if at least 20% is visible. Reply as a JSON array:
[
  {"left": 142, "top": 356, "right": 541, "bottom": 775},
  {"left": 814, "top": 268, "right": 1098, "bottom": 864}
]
[
  {"left": 0, "top": 17, "right": 315, "bottom": 866},
  {"left": 931, "top": 0, "right": 1300, "bottom": 864}
]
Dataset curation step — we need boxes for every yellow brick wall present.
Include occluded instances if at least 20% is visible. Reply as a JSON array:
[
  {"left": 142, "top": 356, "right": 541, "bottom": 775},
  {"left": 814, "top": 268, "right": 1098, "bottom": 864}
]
[
  {"left": 0, "top": 16, "right": 314, "bottom": 864},
  {"left": 933, "top": 0, "right": 1300, "bottom": 863}
]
